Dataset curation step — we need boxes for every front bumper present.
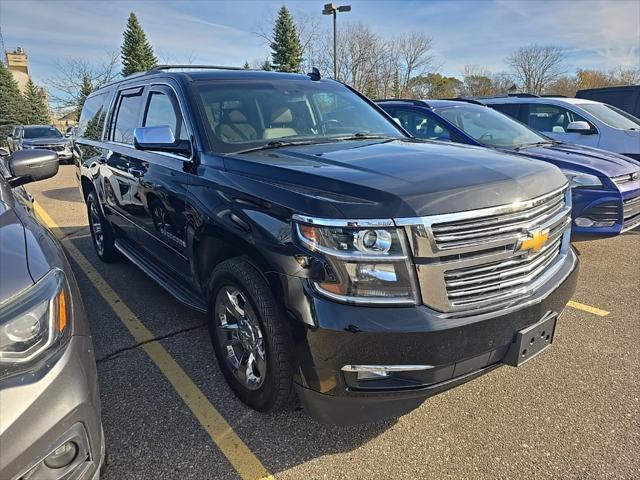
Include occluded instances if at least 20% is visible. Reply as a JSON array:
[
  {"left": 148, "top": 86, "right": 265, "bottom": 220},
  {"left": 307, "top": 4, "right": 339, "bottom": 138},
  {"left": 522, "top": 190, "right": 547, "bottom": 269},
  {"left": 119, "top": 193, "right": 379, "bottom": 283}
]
[
  {"left": 288, "top": 248, "right": 578, "bottom": 425},
  {"left": 0, "top": 335, "right": 104, "bottom": 480},
  {"left": 570, "top": 184, "right": 640, "bottom": 240}
]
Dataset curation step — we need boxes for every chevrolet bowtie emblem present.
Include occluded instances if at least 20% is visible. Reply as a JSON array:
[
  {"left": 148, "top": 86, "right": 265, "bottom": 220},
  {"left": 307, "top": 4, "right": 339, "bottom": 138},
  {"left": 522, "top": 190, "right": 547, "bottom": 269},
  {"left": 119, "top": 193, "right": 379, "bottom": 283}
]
[{"left": 518, "top": 229, "right": 549, "bottom": 253}]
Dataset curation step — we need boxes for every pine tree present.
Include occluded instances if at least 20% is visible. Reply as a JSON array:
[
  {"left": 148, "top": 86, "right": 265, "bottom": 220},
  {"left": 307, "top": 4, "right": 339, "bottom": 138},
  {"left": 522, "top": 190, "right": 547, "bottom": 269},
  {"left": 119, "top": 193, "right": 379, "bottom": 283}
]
[
  {"left": 269, "top": 6, "right": 303, "bottom": 73},
  {"left": 243, "top": 60, "right": 250, "bottom": 69},
  {"left": 0, "top": 61, "right": 27, "bottom": 127},
  {"left": 121, "top": 12, "right": 158, "bottom": 77},
  {"left": 76, "top": 75, "right": 94, "bottom": 120},
  {"left": 23, "top": 79, "right": 50, "bottom": 124},
  {"left": 260, "top": 57, "right": 273, "bottom": 71}
]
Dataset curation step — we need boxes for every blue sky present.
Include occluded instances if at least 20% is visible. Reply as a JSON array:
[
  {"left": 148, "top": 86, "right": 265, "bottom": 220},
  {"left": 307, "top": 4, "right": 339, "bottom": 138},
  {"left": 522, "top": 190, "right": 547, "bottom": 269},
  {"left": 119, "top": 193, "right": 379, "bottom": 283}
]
[{"left": 2, "top": 0, "right": 638, "bottom": 86}]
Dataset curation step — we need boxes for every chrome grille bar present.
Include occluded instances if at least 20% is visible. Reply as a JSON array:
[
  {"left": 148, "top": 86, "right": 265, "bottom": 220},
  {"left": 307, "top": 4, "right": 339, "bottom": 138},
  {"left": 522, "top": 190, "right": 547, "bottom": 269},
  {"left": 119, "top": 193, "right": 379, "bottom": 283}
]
[{"left": 396, "top": 185, "right": 572, "bottom": 314}]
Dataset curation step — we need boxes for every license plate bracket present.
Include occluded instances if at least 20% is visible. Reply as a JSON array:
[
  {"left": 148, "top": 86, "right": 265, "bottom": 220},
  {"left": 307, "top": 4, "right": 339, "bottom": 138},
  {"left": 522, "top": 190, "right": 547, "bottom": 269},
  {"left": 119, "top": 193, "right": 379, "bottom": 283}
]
[{"left": 504, "top": 312, "right": 558, "bottom": 367}]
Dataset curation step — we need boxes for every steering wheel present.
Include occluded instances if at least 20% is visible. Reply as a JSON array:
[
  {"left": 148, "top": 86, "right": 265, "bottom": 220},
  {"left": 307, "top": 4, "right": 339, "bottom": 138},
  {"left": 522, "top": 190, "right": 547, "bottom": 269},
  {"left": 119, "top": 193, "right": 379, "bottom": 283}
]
[
  {"left": 318, "top": 119, "right": 344, "bottom": 132},
  {"left": 479, "top": 132, "right": 494, "bottom": 142}
]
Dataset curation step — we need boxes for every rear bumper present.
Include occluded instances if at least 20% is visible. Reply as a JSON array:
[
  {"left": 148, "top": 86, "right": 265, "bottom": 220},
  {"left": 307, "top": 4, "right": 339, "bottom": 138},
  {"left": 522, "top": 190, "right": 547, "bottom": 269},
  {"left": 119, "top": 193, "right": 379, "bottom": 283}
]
[
  {"left": 0, "top": 335, "right": 104, "bottom": 480},
  {"left": 289, "top": 248, "right": 578, "bottom": 425}
]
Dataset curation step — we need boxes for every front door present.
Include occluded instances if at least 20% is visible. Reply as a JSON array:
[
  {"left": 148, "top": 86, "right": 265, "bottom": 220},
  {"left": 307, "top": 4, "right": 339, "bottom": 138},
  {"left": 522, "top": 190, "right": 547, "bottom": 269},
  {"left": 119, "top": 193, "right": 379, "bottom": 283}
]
[
  {"left": 130, "top": 84, "right": 193, "bottom": 281},
  {"left": 524, "top": 103, "right": 600, "bottom": 147}
]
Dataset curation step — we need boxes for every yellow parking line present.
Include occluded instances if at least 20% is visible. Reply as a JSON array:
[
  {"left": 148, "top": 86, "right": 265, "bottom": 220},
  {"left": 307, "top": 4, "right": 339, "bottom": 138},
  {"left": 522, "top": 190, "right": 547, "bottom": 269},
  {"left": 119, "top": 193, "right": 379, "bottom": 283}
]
[
  {"left": 567, "top": 300, "right": 610, "bottom": 317},
  {"left": 33, "top": 202, "right": 274, "bottom": 480}
]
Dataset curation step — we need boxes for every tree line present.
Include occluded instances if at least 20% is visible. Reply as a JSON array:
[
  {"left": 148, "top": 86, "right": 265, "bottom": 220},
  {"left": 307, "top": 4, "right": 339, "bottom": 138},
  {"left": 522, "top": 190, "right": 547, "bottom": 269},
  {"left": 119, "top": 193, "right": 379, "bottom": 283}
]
[{"left": 2, "top": 5, "right": 638, "bottom": 135}]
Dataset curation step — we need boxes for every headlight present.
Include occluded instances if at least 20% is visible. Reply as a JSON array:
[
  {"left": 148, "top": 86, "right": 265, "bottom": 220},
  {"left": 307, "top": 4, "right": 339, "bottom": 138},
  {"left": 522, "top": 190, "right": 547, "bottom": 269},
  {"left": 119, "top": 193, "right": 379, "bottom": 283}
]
[
  {"left": 22, "top": 144, "right": 35, "bottom": 150},
  {"left": 294, "top": 217, "right": 418, "bottom": 305},
  {"left": 0, "top": 269, "right": 71, "bottom": 378},
  {"left": 561, "top": 169, "right": 602, "bottom": 189}
]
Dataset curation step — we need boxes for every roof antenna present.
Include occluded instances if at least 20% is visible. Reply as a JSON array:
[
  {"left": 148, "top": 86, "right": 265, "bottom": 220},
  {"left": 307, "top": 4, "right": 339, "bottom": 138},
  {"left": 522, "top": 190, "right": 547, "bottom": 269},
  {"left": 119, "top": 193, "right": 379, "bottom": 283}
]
[{"left": 307, "top": 67, "right": 321, "bottom": 81}]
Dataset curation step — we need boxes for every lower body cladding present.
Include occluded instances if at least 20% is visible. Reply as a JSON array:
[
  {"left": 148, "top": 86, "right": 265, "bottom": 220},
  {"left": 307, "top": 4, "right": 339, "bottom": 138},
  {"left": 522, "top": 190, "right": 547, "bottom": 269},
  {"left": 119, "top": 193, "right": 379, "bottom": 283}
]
[
  {"left": 0, "top": 335, "right": 104, "bottom": 480},
  {"left": 287, "top": 249, "right": 578, "bottom": 426},
  {"left": 570, "top": 186, "right": 640, "bottom": 240}
]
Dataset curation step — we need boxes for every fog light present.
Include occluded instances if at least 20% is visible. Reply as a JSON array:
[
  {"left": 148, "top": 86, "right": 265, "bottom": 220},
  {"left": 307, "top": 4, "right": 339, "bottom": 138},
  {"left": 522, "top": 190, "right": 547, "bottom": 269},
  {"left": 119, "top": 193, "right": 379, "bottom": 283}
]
[
  {"left": 357, "top": 370, "right": 391, "bottom": 380},
  {"left": 44, "top": 441, "right": 78, "bottom": 469},
  {"left": 574, "top": 217, "right": 594, "bottom": 227}
]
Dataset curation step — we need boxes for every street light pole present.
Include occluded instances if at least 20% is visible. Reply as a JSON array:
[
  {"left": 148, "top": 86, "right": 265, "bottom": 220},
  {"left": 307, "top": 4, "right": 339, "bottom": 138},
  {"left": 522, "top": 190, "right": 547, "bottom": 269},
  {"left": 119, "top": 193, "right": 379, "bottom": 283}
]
[{"left": 322, "top": 3, "right": 351, "bottom": 81}]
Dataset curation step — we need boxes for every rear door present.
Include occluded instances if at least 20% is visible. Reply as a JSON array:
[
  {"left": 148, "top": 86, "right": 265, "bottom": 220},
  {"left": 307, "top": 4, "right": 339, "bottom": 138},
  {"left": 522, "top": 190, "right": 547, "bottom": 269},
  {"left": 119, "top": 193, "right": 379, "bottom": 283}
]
[{"left": 126, "top": 83, "right": 193, "bottom": 280}]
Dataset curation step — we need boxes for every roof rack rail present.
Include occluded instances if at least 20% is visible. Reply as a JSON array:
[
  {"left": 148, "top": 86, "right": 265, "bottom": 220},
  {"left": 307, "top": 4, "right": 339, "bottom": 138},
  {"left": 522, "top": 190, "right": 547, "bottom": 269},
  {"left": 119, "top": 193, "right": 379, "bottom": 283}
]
[
  {"left": 507, "top": 93, "right": 540, "bottom": 98},
  {"left": 376, "top": 98, "right": 431, "bottom": 107},
  {"left": 541, "top": 94, "right": 567, "bottom": 97},
  {"left": 448, "top": 97, "right": 487, "bottom": 106},
  {"left": 148, "top": 64, "right": 252, "bottom": 73}
]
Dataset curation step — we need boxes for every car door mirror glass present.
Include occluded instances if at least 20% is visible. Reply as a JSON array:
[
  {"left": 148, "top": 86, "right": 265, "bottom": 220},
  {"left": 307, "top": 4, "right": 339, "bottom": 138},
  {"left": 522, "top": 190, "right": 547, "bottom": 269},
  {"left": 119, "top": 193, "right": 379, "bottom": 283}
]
[{"left": 566, "top": 121, "right": 593, "bottom": 134}]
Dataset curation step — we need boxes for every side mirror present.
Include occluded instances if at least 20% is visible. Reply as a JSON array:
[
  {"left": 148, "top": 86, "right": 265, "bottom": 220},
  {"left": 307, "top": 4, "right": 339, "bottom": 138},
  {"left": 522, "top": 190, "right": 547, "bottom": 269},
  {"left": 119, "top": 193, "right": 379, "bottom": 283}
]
[
  {"left": 566, "top": 121, "right": 594, "bottom": 134},
  {"left": 134, "top": 126, "right": 191, "bottom": 157},
  {"left": 8, "top": 150, "right": 59, "bottom": 188}
]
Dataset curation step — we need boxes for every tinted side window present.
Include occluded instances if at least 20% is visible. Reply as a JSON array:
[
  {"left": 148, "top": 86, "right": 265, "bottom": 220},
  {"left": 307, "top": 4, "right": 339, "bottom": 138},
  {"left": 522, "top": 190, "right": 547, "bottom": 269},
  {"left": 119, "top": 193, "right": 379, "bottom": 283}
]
[
  {"left": 491, "top": 103, "right": 521, "bottom": 121},
  {"left": 143, "top": 91, "right": 188, "bottom": 141},
  {"left": 78, "top": 92, "right": 110, "bottom": 141},
  {"left": 394, "top": 109, "right": 453, "bottom": 141},
  {"left": 112, "top": 90, "right": 144, "bottom": 144},
  {"left": 525, "top": 103, "right": 589, "bottom": 133}
]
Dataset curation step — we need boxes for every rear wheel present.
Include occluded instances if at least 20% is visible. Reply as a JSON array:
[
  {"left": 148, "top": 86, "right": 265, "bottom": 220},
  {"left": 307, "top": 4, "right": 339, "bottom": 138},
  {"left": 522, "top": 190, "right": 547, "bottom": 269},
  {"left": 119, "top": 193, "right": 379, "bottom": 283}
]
[
  {"left": 208, "top": 258, "right": 293, "bottom": 412},
  {"left": 86, "top": 190, "right": 119, "bottom": 262}
]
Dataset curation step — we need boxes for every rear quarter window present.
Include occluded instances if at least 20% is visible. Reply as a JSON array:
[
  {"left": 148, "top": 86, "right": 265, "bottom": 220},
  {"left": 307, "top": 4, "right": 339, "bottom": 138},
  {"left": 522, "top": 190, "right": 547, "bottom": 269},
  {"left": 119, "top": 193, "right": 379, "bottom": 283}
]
[{"left": 78, "top": 92, "right": 112, "bottom": 141}]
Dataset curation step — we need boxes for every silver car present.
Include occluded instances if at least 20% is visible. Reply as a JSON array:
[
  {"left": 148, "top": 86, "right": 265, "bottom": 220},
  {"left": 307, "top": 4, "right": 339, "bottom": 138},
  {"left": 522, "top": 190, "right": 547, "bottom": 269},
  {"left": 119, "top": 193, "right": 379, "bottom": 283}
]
[{"left": 0, "top": 148, "right": 104, "bottom": 479}]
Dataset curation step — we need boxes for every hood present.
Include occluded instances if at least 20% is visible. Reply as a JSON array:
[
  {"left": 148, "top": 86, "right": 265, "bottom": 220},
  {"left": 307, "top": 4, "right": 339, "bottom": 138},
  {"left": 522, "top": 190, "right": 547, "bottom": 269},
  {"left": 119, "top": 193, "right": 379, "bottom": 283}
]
[
  {"left": 512, "top": 143, "right": 640, "bottom": 177},
  {"left": 22, "top": 137, "right": 67, "bottom": 146},
  {"left": 223, "top": 139, "right": 567, "bottom": 219},
  {"left": 0, "top": 191, "right": 34, "bottom": 301}
]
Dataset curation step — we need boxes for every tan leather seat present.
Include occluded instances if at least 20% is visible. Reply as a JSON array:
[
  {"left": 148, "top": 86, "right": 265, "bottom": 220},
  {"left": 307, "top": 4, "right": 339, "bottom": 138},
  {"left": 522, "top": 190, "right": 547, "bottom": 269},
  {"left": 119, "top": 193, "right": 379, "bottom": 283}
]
[
  {"left": 216, "top": 110, "right": 258, "bottom": 143},
  {"left": 263, "top": 107, "right": 297, "bottom": 139}
]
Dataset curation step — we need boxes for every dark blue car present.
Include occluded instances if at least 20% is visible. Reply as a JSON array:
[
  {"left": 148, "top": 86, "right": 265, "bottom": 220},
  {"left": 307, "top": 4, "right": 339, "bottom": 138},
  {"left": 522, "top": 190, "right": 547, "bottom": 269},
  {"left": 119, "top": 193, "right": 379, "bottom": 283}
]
[{"left": 377, "top": 99, "right": 640, "bottom": 240}]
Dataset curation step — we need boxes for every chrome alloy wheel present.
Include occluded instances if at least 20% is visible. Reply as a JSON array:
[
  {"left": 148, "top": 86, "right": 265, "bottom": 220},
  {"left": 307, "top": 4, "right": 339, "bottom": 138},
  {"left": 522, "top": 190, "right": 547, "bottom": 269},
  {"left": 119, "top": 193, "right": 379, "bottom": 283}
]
[
  {"left": 214, "top": 286, "right": 267, "bottom": 390},
  {"left": 89, "top": 200, "right": 104, "bottom": 255}
]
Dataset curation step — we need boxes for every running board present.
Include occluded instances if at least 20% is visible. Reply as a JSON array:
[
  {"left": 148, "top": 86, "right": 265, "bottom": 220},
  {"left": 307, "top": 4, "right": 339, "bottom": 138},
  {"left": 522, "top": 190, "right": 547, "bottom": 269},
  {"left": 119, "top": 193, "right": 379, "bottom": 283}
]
[{"left": 115, "top": 238, "right": 207, "bottom": 313}]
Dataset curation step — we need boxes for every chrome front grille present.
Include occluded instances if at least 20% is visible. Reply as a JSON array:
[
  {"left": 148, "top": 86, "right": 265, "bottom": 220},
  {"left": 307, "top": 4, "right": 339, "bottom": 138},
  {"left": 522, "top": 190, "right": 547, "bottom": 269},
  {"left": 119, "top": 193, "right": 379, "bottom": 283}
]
[
  {"left": 613, "top": 172, "right": 640, "bottom": 188},
  {"left": 622, "top": 195, "right": 640, "bottom": 231},
  {"left": 35, "top": 145, "right": 65, "bottom": 152},
  {"left": 396, "top": 186, "right": 572, "bottom": 315}
]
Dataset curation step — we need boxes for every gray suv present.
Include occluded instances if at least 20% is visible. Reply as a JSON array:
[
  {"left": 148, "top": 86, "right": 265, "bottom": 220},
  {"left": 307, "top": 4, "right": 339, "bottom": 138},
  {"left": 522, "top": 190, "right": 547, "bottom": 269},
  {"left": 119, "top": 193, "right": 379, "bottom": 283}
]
[
  {"left": 7, "top": 125, "right": 75, "bottom": 164},
  {"left": 0, "top": 148, "right": 104, "bottom": 479}
]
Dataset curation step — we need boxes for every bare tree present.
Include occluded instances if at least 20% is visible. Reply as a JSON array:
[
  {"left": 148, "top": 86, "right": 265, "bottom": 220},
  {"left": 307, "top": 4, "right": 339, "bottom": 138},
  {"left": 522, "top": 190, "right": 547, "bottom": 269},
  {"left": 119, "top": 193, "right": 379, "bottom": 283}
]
[
  {"left": 506, "top": 44, "right": 566, "bottom": 95},
  {"left": 462, "top": 65, "right": 494, "bottom": 96},
  {"left": 394, "top": 33, "right": 434, "bottom": 96},
  {"left": 46, "top": 52, "right": 120, "bottom": 112}
]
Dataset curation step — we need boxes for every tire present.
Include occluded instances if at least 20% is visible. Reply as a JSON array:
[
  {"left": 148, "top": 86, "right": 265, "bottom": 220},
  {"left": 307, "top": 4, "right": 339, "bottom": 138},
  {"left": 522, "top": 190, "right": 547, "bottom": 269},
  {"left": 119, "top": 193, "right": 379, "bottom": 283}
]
[
  {"left": 208, "top": 258, "right": 293, "bottom": 412},
  {"left": 86, "top": 190, "right": 120, "bottom": 262}
]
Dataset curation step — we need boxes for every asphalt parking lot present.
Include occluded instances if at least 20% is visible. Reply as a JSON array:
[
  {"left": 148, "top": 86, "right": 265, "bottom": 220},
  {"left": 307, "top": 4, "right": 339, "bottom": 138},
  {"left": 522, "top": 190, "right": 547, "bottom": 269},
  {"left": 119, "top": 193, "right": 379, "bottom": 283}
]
[{"left": 28, "top": 165, "right": 639, "bottom": 480}]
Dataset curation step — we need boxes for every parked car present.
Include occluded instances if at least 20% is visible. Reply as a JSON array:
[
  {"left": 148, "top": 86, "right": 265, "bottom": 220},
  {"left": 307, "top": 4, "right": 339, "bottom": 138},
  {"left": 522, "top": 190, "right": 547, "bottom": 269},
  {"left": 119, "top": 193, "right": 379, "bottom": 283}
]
[
  {"left": 377, "top": 99, "right": 640, "bottom": 239},
  {"left": 478, "top": 95, "right": 640, "bottom": 161},
  {"left": 75, "top": 66, "right": 578, "bottom": 425},
  {"left": 8, "top": 125, "right": 75, "bottom": 164},
  {"left": 0, "top": 147, "right": 104, "bottom": 479},
  {"left": 576, "top": 85, "right": 640, "bottom": 118}
]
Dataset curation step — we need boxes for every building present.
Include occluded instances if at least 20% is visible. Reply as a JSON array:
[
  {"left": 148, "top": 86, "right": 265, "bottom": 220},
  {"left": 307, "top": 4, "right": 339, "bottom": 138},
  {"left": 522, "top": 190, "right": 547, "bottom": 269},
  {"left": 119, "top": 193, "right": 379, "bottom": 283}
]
[{"left": 5, "top": 47, "right": 30, "bottom": 93}]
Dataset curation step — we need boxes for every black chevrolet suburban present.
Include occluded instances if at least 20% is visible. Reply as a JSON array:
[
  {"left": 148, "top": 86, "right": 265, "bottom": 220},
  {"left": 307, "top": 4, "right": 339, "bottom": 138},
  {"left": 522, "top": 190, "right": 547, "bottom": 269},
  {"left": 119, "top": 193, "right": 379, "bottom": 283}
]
[{"left": 75, "top": 66, "right": 578, "bottom": 425}]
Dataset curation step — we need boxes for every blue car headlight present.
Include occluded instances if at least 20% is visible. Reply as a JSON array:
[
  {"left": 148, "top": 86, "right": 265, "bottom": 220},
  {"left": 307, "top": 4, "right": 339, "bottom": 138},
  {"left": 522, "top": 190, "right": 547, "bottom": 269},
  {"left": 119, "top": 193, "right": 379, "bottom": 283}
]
[{"left": 560, "top": 169, "right": 603, "bottom": 189}]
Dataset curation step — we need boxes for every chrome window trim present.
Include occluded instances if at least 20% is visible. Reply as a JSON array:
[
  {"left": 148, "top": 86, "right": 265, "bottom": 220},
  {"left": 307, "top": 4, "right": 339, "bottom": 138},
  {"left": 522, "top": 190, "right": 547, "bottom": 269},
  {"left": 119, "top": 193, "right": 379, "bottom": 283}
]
[
  {"left": 394, "top": 183, "right": 569, "bottom": 226},
  {"left": 292, "top": 214, "right": 395, "bottom": 228}
]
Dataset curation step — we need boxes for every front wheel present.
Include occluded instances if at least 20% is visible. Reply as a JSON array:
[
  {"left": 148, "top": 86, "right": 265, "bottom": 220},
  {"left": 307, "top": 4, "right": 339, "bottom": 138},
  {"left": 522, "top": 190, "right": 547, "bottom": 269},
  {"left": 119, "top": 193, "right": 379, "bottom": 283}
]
[
  {"left": 208, "top": 258, "right": 293, "bottom": 412},
  {"left": 86, "top": 190, "right": 119, "bottom": 262}
]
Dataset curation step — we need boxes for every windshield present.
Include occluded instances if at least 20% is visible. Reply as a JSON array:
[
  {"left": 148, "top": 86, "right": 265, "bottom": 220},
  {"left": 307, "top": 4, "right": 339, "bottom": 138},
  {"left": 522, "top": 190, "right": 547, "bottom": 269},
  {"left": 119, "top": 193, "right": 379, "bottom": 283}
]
[
  {"left": 436, "top": 104, "right": 548, "bottom": 148},
  {"left": 193, "top": 79, "right": 405, "bottom": 154},
  {"left": 23, "top": 127, "right": 63, "bottom": 139},
  {"left": 578, "top": 103, "right": 640, "bottom": 130}
]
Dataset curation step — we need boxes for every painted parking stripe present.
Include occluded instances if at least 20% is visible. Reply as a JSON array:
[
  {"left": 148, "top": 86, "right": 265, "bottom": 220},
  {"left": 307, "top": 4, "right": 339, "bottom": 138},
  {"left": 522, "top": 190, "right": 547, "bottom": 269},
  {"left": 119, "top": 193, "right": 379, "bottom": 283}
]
[
  {"left": 33, "top": 202, "right": 274, "bottom": 480},
  {"left": 567, "top": 300, "right": 610, "bottom": 317}
]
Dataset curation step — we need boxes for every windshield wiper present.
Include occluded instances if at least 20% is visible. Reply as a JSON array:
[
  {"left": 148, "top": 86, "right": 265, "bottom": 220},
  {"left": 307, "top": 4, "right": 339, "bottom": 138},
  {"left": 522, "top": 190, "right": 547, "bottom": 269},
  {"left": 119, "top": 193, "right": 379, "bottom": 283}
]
[
  {"left": 515, "top": 141, "right": 553, "bottom": 151},
  {"left": 234, "top": 139, "right": 333, "bottom": 154},
  {"left": 335, "top": 132, "right": 397, "bottom": 141}
]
